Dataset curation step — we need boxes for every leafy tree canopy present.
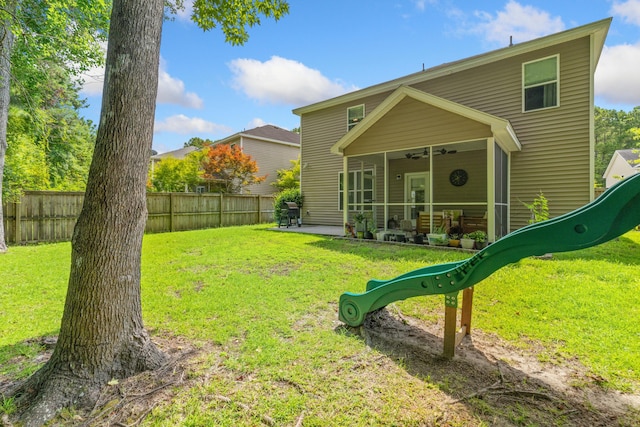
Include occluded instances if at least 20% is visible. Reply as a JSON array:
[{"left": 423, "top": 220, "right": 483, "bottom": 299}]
[
  {"left": 184, "top": 136, "right": 214, "bottom": 148},
  {"left": 272, "top": 157, "right": 300, "bottom": 191},
  {"left": 201, "top": 143, "right": 266, "bottom": 193}
]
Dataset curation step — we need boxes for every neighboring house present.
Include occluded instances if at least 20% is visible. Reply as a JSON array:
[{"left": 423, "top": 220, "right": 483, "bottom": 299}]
[
  {"left": 602, "top": 149, "right": 640, "bottom": 188},
  {"left": 292, "top": 18, "right": 611, "bottom": 241},
  {"left": 211, "top": 125, "right": 300, "bottom": 195},
  {"left": 150, "top": 125, "right": 300, "bottom": 195},
  {"left": 150, "top": 145, "right": 199, "bottom": 168}
]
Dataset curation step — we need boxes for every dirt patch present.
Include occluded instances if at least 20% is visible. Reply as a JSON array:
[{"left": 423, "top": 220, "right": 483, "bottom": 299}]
[{"left": 359, "top": 307, "right": 640, "bottom": 426}]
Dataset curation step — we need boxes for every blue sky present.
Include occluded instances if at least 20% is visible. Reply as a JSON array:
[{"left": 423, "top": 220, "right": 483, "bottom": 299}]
[{"left": 79, "top": 0, "right": 640, "bottom": 154}]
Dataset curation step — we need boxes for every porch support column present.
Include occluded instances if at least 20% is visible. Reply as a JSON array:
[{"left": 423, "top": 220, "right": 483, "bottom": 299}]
[
  {"left": 343, "top": 156, "right": 349, "bottom": 232},
  {"left": 383, "top": 152, "right": 388, "bottom": 230},
  {"left": 486, "top": 138, "right": 496, "bottom": 242}
]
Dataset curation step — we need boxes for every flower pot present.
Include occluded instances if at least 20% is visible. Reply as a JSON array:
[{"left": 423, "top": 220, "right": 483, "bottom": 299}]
[
  {"left": 427, "top": 233, "right": 448, "bottom": 246},
  {"left": 460, "top": 238, "right": 475, "bottom": 249},
  {"left": 449, "top": 239, "right": 460, "bottom": 248},
  {"left": 356, "top": 231, "right": 364, "bottom": 239},
  {"left": 475, "top": 241, "right": 487, "bottom": 249},
  {"left": 376, "top": 231, "right": 386, "bottom": 241}
]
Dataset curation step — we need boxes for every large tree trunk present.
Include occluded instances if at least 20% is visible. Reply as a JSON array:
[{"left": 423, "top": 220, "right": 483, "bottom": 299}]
[
  {"left": 0, "top": 0, "right": 16, "bottom": 254},
  {"left": 10, "top": 0, "right": 167, "bottom": 424}
]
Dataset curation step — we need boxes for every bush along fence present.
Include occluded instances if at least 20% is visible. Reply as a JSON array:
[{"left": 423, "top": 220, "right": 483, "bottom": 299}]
[{"left": 2, "top": 191, "right": 276, "bottom": 245}]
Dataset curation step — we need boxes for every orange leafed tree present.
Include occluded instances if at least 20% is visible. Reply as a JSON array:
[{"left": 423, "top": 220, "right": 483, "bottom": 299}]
[{"left": 202, "top": 143, "right": 266, "bottom": 193}]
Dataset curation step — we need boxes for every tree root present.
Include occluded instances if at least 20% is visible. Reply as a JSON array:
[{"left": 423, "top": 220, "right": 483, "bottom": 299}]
[{"left": 6, "top": 339, "right": 168, "bottom": 427}]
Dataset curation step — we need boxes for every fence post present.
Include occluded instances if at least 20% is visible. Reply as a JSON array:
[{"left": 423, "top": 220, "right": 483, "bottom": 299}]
[
  {"left": 257, "top": 195, "right": 261, "bottom": 224},
  {"left": 169, "top": 193, "right": 175, "bottom": 232},
  {"left": 14, "top": 197, "right": 21, "bottom": 245},
  {"left": 219, "top": 193, "right": 223, "bottom": 227}
]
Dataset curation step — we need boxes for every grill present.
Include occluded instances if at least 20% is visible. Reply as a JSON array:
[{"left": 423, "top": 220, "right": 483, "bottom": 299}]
[{"left": 279, "top": 201, "right": 301, "bottom": 228}]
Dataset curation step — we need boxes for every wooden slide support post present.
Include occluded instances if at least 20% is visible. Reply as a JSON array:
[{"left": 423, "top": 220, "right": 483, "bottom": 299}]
[{"left": 443, "top": 287, "right": 474, "bottom": 358}]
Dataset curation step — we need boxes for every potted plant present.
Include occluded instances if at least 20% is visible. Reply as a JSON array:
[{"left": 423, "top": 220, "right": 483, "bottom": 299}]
[
  {"left": 427, "top": 225, "right": 449, "bottom": 246},
  {"left": 448, "top": 225, "right": 463, "bottom": 248},
  {"left": 468, "top": 230, "right": 488, "bottom": 249},
  {"left": 364, "top": 213, "right": 376, "bottom": 239},
  {"left": 460, "top": 234, "right": 476, "bottom": 249},
  {"left": 353, "top": 212, "right": 366, "bottom": 238}
]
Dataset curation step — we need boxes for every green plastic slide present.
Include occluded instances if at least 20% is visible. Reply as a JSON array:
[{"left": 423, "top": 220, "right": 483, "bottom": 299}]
[{"left": 339, "top": 174, "right": 640, "bottom": 326}]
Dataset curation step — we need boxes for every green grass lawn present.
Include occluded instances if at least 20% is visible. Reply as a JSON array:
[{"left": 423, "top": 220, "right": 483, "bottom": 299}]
[{"left": 1, "top": 224, "right": 639, "bottom": 426}]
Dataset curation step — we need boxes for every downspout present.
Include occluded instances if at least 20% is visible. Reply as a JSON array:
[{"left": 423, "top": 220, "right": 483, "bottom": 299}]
[{"left": 588, "top": 33, "right": 596, "bottom": 200}]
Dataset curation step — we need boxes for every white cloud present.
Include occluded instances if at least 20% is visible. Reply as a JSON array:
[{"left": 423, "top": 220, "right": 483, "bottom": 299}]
[
  {"left": 174, "top": 0, "right": 194, "bottom": 21},
  {"left": 157, "top": 61, "right": 203, "bottom": 108},
  {"left": 611, "top": 0, "right": 640, "bottom": 26},
  {"left": 79, "top": 56, "right": 203, "bottom": 109},
  {"left": 154, "top": 114, "right": 232, "bottom": 135},
  {"left": 229, "top": 56, "right": 358, "bottom": 106},
  {"left": 78, "top": 65, "right": 105, "bottom": 96},
  {"left": 595, "top": 42, "right": 640, "bottom": 105},
  {"left": 247, "top": 118, "right": 268, "bottom": 129},
  {"left": 469, "top": 1, "right": 565, "bottom": 45}
]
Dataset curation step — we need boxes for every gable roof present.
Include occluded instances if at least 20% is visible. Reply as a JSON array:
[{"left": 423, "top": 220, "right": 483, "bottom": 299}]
[
  {"left": 603, "top": 149, "right": 640, "bottom": 179},
  {"left": 331, "top": 85, "right": 521, "bottom": 155},
  {"left": 215, "top": 125, "right": 300, "bottom": 146},
  {"left": 616, "top": 149, "right": 640, "bottom": 165},
  {"left": 293, "top": 18, "right": 611, "bottom": 116}
]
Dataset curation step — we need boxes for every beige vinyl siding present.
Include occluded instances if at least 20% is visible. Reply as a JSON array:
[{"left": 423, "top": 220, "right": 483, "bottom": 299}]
[
  {"left": 344, "top": 97, "right": 492, "bottom": 156},
  {"left": 408, "top": 37, "right": 591, "bottom": 229},
  {"left": 300, "top": 34, "right": 593, "bottom": 230},
  {"left": 241, "top": 137, "right": 300, "bottom": 196},
  {"left": 300, "top": 93, "right": 388, "bottom": 226}
]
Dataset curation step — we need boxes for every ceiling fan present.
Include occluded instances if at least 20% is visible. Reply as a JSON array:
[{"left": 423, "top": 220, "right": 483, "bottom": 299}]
[
  {"left": 405, "top": 148, "right": 429, "bottom": 160},
  {"left": 405, "top": 147, "right": 457, "bottom": 159}
]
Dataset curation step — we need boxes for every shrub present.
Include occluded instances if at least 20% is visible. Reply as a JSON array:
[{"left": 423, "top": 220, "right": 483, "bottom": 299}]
[{"left": 273, "top": 188, "right": 303, "bottom": 223}]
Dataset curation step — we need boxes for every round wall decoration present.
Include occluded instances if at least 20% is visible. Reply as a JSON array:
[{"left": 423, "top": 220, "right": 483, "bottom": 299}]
[{"left": 449, "top": 169, "right": 468, "bottom": 187}]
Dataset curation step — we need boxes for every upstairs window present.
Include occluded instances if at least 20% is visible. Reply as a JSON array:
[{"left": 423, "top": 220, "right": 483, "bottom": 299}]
[
  {"left": 347, "top": 104, "right": 365, "bottom": 131},
  {"left": 523, "top": 55, "right": 559, "bottom": 112}
]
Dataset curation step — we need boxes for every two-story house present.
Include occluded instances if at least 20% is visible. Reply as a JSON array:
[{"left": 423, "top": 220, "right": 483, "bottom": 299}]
[{"left": 293, "top": 18, "right": 611, "bottom": 241}]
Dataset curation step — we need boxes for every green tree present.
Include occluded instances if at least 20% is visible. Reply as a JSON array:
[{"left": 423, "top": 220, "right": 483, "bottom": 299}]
[
  {"left": 7, "top": 1, "right": 289, "bottom": 424},
  {"left": 149, "top": 151, "right": 203, "bottom": 192},
  {"left": 184, "top": 136, "right": 214, "bottom": 148},
  {"left": 594, "top": 106, "right": 640, "bottom": 187},
  {"left": 272, "top": 156, "right": 300, "bottom": 191},
  {"left": 3, "top": 106, "right": 49, "bottom": 200},
  {"left": 0, "top": 0, "right": 110, "bottom": 252},
  {"left": 201, "top": 143, "right": 267, "bottom": 193}
]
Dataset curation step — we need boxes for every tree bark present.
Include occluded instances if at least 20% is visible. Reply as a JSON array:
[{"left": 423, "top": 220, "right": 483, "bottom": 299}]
[
  {"left": 0, "top": 0, "right": 16, "bottom": 253},
  {"left": 10, "top": 0, "right": 167, "bottom": 424}
]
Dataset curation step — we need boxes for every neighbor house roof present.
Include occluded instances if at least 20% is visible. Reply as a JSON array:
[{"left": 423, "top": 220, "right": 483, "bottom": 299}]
[
  {"left": 293, "top": 18, "right": 611, "bottom": 116},
  {"left": 616, "top": 149, "right": 640, "bottom": 165},
  {"left": 150, "top": 145, "right": 199, "bottom": 161},
  {"left": 214, "top": 125, "right": 300, "bottom": 147}
]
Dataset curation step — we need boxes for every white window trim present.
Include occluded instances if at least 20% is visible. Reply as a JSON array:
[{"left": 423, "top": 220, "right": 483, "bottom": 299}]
[
  {"left": 522, "top": 54, "right": 560, "bottom": 113},
  {"left": 338, "top": 169, "right": 374, "bottom": 212},
  {"left": 347, "top": 104, "right": 365, "bottom": 131}
]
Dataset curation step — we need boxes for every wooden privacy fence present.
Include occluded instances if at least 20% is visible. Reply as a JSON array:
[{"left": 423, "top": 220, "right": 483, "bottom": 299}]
[{"left": 2, "top": 191, "right": 276, "bottom": 245}]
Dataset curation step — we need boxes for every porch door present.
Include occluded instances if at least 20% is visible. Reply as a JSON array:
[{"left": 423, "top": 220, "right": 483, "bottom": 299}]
[{"left": 404, "top": 172, "right": 429, "bottom": 225}]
